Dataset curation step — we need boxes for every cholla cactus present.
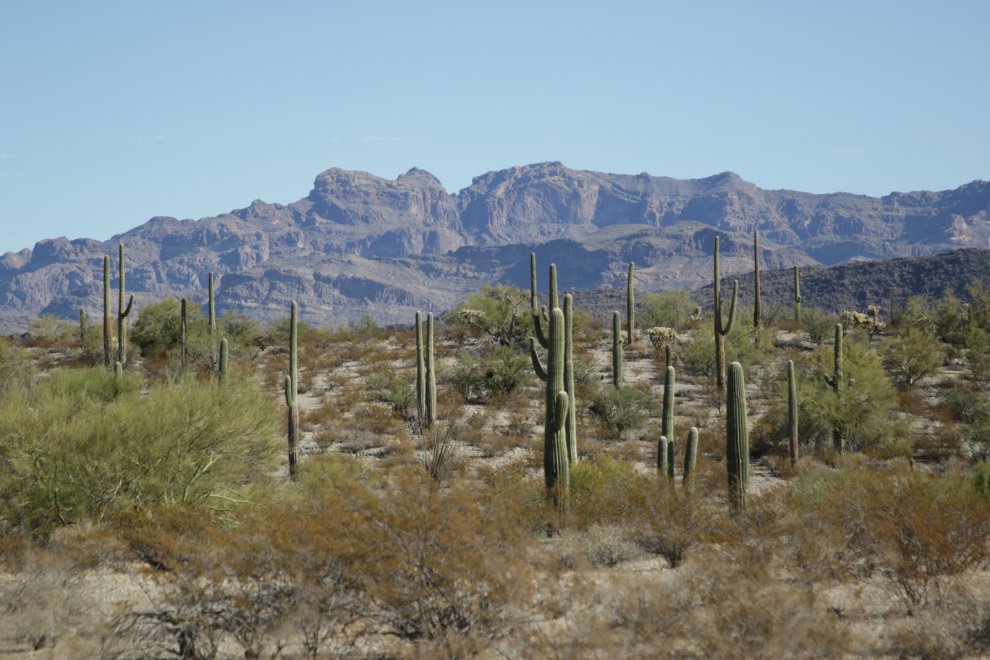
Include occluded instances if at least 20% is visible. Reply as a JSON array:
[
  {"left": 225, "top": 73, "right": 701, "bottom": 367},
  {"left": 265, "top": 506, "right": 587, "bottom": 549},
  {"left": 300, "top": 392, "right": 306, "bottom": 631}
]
[
  {"left": 647, "top": 326, "right": 678, "bottom": 351},
  {"left": 690, "top": 306, "right": 703, "bottom": 322}
]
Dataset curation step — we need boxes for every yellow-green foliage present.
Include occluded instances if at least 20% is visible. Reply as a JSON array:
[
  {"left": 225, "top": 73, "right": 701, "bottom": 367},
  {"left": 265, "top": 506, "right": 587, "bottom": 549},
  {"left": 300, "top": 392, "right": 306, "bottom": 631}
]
[
  {"left": 0, "top": 337, "right": 32, "bottom": 395},
  {"left": 639, "top": 290, "right": 693, "bottom": 330},
  {"left": 681, "top": 306, "right": 773, "bottom": 377},
  {"left": 0, "top": 368, "right": 281, "bottom": 535}
]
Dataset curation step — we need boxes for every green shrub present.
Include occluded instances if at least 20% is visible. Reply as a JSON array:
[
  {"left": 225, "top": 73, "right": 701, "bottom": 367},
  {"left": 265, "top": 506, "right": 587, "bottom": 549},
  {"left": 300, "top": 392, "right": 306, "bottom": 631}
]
[
  {"left": 446, "top": 284, "right": 531, "bottom": 346},
  {"left": 365, "top": 370, "right": 417, "bottom": 418},
  {"left": 883, "top": 327, "right": 943, "bottom": 389},
  {"left": 445, "top": 345, "right": 532, "bottom": 402},
  {"left": 639, "top": 290, "right": 693, "bottom": 331},
  {"left": 680, "top": 308, "right": 771, "bottom": 377},
  {"left": 132, "top": 297, "right": 204, "bottom": 353},
  {"left": 27, "top": 314, "right": 72, "bottom": 344},
  {"left": 0, "top": 368, "right": 281, "bottom": 535},
  {"left": 589, "top": 386, "right": 653, "bottom": 435},
  {"left": 801, "top": 307, "right": 836, "bottom": 345},
  {"left": 0, "top": 337, "right": 32, "bottom": 397}
]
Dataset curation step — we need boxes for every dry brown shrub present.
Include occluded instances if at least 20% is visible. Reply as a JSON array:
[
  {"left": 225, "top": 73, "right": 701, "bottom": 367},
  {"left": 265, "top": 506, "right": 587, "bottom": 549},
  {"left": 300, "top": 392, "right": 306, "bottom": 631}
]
[
  {"left": 352, "top": 403, "right": 401, "bottom": 435},
  {"left": 788, "top": 461, "right": 990, "bottom": 608}
]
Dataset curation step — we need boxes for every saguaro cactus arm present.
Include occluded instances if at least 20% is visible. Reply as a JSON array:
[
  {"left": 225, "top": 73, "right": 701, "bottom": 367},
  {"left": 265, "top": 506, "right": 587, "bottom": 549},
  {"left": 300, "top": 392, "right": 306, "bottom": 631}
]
[
  {"left": 683, "top": 427, "right": 699, "bottom": 487},
  {"left": 530, "top": 338, "right": 548, "bottom": 382},
  {"left": 531, "top": 254, "right": 549, "bottom": 349}
]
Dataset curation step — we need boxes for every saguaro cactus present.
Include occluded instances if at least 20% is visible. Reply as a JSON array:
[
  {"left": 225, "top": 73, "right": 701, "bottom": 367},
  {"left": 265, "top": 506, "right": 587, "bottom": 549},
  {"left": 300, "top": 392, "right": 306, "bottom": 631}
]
[
  {"left": 612, "top": 311, "right": 623, "bottom": 388},
  {"left": 627, "top": 262, "right": 635, "bottom": 344},
  {"left": 683, "top": 427, "right": 699, "bottom": 488},
  {"left": 530, "top": 255, "right": 558, "bottom": 350},
  {"left": 117, "top": 243, "right": 134, "bottom": 367},
  {"left": 713, "top": 237, "right": 739, "bottom": 392},
  {"left": 79, "top": 308, "right": 87, "bottom": 343},
  {"left": 425, "top": 312, "right": 436, "bottom": 427},
  {"left": 114, "top": 361, "right": 123, "bottom": 381},
  {"left": 103, "top": 256, "right": 113, "bottom": 371},
  {"left": 208, "top": 271, "right": 216, "bottom": 334},
  {"left": 180, "top": 298, "right": 187, "bottom": 366},
  {"left": 415, "top": 311, "right": 426, "bottom": 428},
  {"left": 753, "top": 231, "right": 761, "bottom": 329},
  {"left": 658, "top": 436, "right": 669, "bottom": 476},
  {"left": 530, "top": 308, "right": 570, "bottom": 500},
  {"left": 563, "top": 294, "right": 577, "bottom": 463},
  {"left": 793, "top": 266, "right": 802, "bottom": 323},
  {"left": 285, "top": 301, "right": 299, "bottom": 479},
  {"left": 219, "top": 338, "right": 229, "bottom": 387},
  {"left": 660, "top": 366, "right": 675, "bottom": 473},
  {"left": 788, "top": 359, "right": 798, "bottom": 464},
  {"left": 726, "top": 361, "right": 749, "bottom": 509},
  {"left": 824, "top": 324, "right": 844, "bottom": 452}
]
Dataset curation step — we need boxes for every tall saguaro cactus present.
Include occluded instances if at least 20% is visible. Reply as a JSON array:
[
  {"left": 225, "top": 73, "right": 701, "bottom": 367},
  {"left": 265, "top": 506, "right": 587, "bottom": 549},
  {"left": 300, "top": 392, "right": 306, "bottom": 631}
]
[
  {"left": 79, "top": 308, "right": 87, "bottom": 343},
  {"left": 660, "top": 366, "right": 675, "bottom": 473},
  {"left": 627, "top": 262, "right": 635, "bottom": 344},
  {"left": 788, "top": 360, "right": 798, "bottom": 464},
  {"left": 530, "top": 307, "right": 570, "bottom": 500},
  {"left": 793, "top": 266, "right": 802, "bottom": 323},
  {"left": 103, "top": 256, "right": 113, "bottom": 371},
  {"left": 117, "top": 243, "right": 134, "bottom": 367},
  {"left": 425, "top": 312, "right": 436, "bottom": 427},
  {"left": 530, "top": 255, "right": 558, "bottom": 350},
  {"left": 726, "top": 361, "right": 749, "bottom": 509},
  {"left": 180, "top": 298, "right": 188, "bottom": 366},
  {"left": 658, "top": 436, "right": 669, "bottom": 476},
  {"left": 208, "top": 272, "right": 216, "bottom": 334},
  {"left": 713, "top": 237, "right": 739, "bottom": 392},
  {"left": 753, "top": 231, "right": 761, "bottom": 329},
  {"left": 683, "top": 427, "right": 699, "bottom": 488},
  {"left": 285, "top": 301, "right": 299, "bottom": 479},
  {"left": 415, "top": 311, "right": 426, "bottom": 429},
  {"left": 612, "top": 311, "right": 623, "bottom": 388},
  {"left": 563, "top": 294, "right": 577, "bottom": 463},
  {"left": 824, "top": 324, "right": 844, "bottom": 452},
  {"left": 219, "top": 338, "right": 229, "bottom": 387}
]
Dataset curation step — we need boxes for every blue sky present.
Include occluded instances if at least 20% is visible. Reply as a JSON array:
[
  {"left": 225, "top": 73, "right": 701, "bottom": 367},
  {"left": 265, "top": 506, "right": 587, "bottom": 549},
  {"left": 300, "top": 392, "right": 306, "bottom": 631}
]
[{"left": 2, "top": 0, "right": 988, "bottom": 255}]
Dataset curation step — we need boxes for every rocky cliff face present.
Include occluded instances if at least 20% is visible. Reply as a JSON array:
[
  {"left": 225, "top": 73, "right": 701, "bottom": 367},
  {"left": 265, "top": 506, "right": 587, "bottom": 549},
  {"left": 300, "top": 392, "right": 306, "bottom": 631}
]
[{"left": 1, "top": 162, "right": 987, "bottom": 332}]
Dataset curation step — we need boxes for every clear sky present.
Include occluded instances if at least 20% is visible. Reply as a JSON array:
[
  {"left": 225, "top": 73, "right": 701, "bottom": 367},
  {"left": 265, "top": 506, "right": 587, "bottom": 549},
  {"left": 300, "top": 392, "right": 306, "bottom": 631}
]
[{"left": 2, "top": 0, "right": 988, "bottom": 255}]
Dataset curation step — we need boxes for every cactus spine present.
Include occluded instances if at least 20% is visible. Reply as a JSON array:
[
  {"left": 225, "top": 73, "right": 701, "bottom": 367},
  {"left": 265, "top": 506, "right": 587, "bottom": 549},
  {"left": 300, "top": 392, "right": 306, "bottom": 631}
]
[
  {"left": 219, "top": 338, "right": 229, "bottom": 386},
  {"left": 530, "top": 307, "right": 570, "bottom": 499},
  {"left": 627, "top": 262, "right": 635, "bottom": 344},
  {"left": 824, "top": 324, "right": 844, "bottom": 452},
  {"left": 563, "top": 294, "right": 577, "bottom": 463},
  {"left": 726, "top": 361, "right": 749, "bottom": 509},
  {"left": 683, "top": 427, "right": 698, "bottom": 488},
  {"left": 425, "top": 312, "right": 436, "bottom": 427},
  {"left": 208, "top": 271, "right": 216, "bottom": 334},
  {"left": 180, "top": 298, "right": 187, "bottom": 366},
  {"left": 612, "top": 311, "right": 623, "bottom": 388},
  {"left": 117, "top": 243, "right": 134, "bottom": 367},
  {"left": 415, "top": 311, "right": 426, "bottom": 429},
  {"left": 660, "top": 366, "right": 675, "bottom": 474},
  {"left": 713, "top": 237, "right": 739, "bottom": 393},
  {"left": 793, "top": 266, "right": 802, "bottom": 323},
  {"left": 79, "top": 308, "right": 87, "bottom": 343},
  {"left": 103, "top": 256, "right": 113, "bottom": 371},
  {"left": 285, "top": 301, "right": 299, "bottom": 479},
  {"left": 788, "top": 359, "right": 798, "bottom": 464},
  {"left": 753, "top": 231, "right": 761, "bottom": 329}
]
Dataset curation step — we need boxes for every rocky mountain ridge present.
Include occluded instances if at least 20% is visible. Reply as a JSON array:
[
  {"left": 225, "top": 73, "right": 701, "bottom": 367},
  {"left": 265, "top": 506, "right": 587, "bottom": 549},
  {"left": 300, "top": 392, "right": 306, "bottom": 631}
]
[{"left": 2, "top": 162, "right": 988, "bottom": 331}]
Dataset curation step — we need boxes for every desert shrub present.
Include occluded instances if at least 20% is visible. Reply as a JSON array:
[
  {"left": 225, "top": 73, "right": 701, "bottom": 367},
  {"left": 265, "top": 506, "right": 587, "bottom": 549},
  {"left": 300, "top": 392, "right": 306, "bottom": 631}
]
[
  {"left": 365, "top": 369, "right": 416, "bottom": 418},
  {"left": 0, "top": 368, "right": 281, "bottom": 535},
  {"left": 447, "top": 283, "right": 531, "bottom": 346},
  {"left": 131, "top": 297, "right": 205, "bottom": 353},
  {"left": 883, "top": 326, "right": 943, "bottom": 389},
  {"left": 793, "top": 339, "right": 901, "bottom": 453},
  {"left": 589, "top": 386, "right": 653, "bottom": 435},
  {"left": 267, "top": 314, "right": 313, "bottom": 342},
  {"left": 680, "top": 309, "right": 771, "bottom": 378},
  {"left": 445, "top": 345, "right": 531, "bottom": 403},
  {"left": 800, "top": 307, "right": 835, "bottom": 345},
  {"left": 0, "top": 337, "right": 32, "bottom": 397},
  {"left": 639, "top": 290, "right": 693, "bottom": 330},
  {"left": 790, "top": 462, "right": 990, "bottom": 607},
  {"left": 964, "top": 326, "right": 990, "bottom": 384},
  {"left": 27, "top": 314, "right": 73, "bottom": 345},
  {"left": 218, "top": 310, "right": 261, "bottom": 345},
  {"left": 942, "top": 387, "right": 990, "bottom": 460}
]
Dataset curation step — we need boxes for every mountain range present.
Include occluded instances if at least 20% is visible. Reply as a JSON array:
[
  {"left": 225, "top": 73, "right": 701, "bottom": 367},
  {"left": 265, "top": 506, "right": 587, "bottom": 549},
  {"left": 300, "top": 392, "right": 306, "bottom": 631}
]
[{"left": 2, "top": 161, "right": 988, "bottom": 332}]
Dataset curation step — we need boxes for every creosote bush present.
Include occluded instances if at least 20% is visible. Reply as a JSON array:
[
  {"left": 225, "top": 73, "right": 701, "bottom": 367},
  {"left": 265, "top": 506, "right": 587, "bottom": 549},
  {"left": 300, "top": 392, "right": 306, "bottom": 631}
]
[{"left": 0, "top": 367, "right": 281, "bottom": 537}]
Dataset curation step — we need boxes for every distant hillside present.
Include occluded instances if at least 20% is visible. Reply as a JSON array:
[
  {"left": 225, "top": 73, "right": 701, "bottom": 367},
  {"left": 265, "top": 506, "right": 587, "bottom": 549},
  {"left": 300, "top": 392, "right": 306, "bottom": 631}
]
[{"left": 544, "top": 248, "right": 990, "bottom": 323}]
